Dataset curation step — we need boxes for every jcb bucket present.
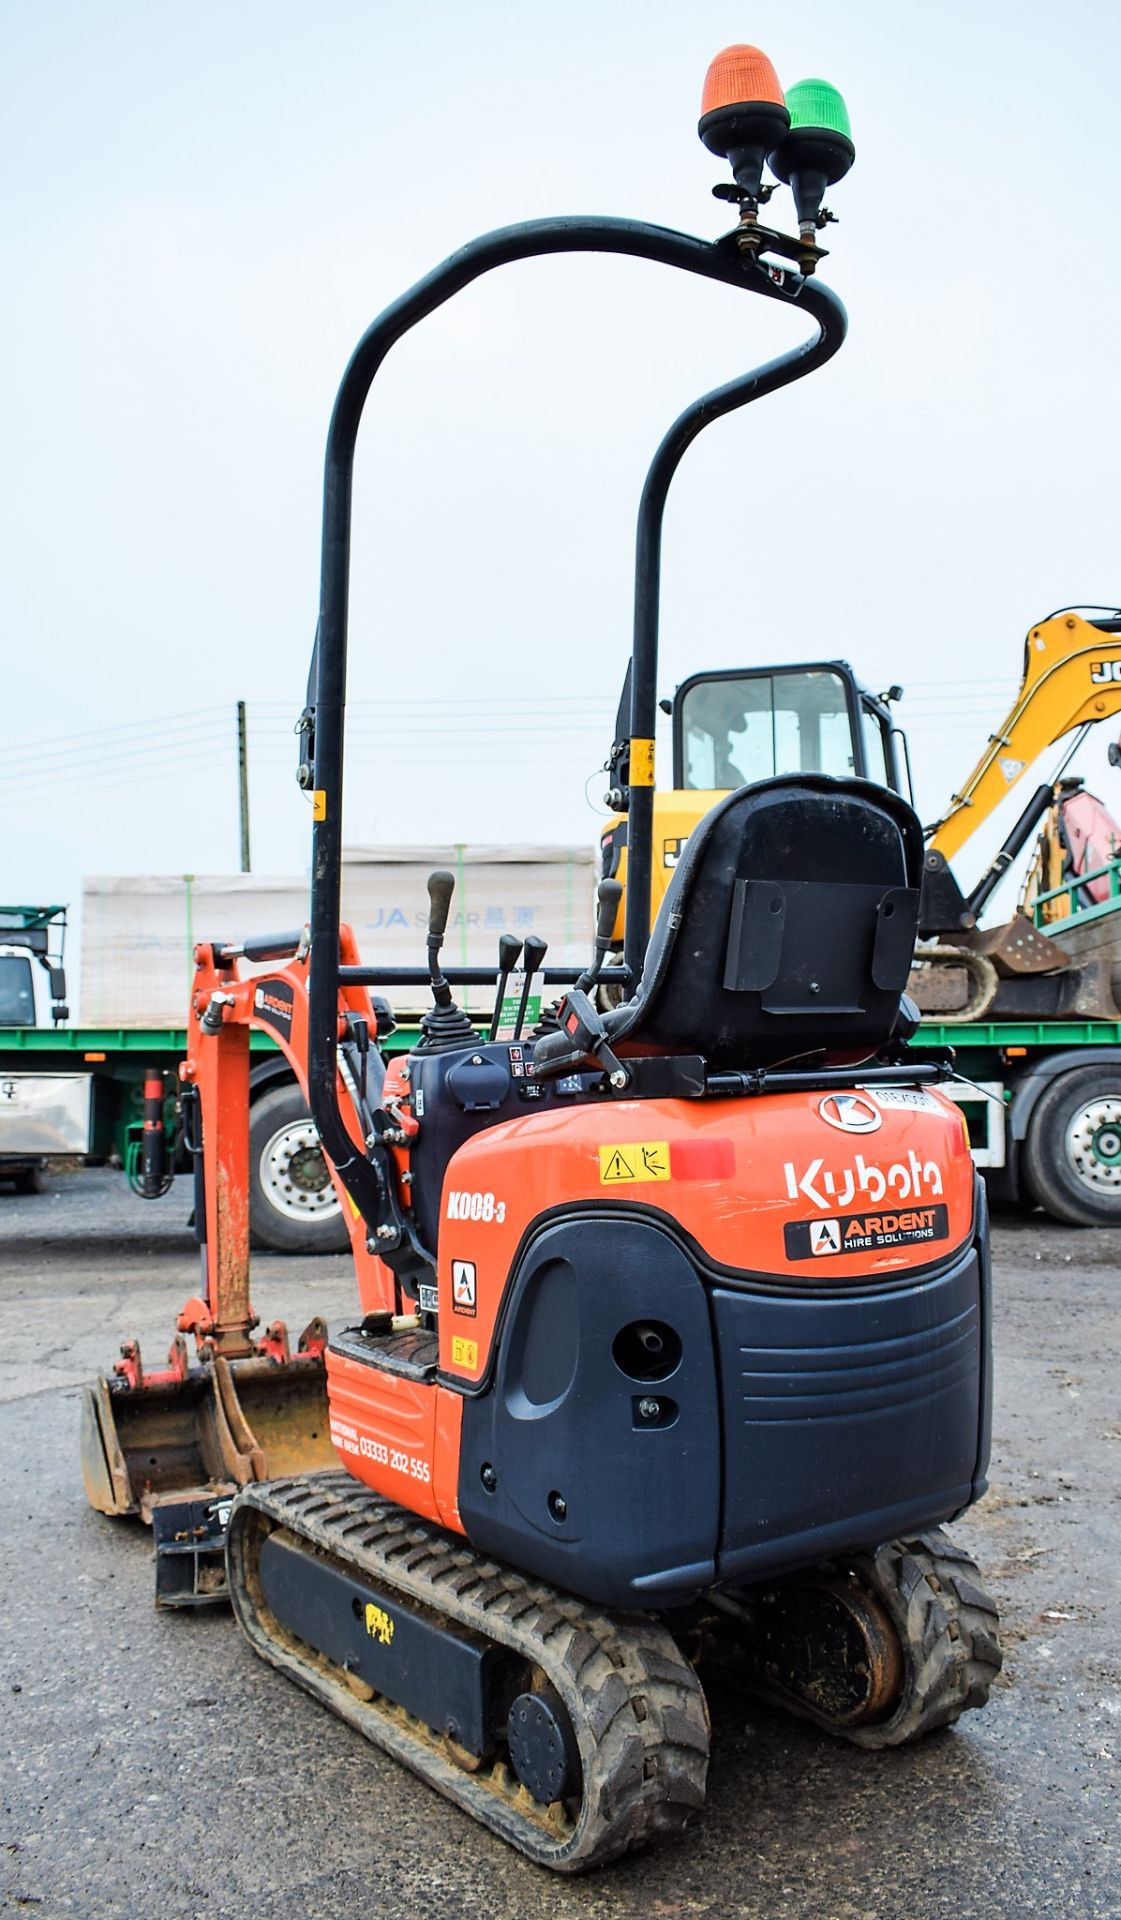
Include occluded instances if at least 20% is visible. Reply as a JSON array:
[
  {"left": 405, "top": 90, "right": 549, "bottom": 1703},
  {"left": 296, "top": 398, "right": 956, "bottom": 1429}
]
[{"left": 80, "top": 1354, "right": 335, "bottom": 1521}]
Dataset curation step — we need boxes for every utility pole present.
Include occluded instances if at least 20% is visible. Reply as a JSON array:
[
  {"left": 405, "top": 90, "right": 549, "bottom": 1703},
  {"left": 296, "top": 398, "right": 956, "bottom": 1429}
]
[{"left": 237, "top": 701, "right": 251, "bottom": 873}]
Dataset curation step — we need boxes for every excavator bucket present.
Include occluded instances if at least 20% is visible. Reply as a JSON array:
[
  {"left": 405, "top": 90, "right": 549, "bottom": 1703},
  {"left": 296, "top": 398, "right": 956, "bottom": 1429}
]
[{"left": 79, "top": 1350, "right": 335, "bottom": 1521}]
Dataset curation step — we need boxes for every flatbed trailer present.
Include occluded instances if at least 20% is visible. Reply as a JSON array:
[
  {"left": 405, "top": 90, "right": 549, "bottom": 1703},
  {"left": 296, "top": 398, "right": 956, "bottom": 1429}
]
[
  {"left": 919, "top": 1018, "right": 1121, "bottom": 1223},
  {"left": 6, "top": 1015, "right": 1121, "bottom": 1231},
  {"left": 0, "top": 1019, "right": 423, "bottom": 1249}
]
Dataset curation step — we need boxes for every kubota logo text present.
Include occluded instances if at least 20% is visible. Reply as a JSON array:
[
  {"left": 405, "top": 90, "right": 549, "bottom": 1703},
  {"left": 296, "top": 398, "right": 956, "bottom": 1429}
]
[{"left": 783, "top": 1151, "right": 944, "bottom": 1211}]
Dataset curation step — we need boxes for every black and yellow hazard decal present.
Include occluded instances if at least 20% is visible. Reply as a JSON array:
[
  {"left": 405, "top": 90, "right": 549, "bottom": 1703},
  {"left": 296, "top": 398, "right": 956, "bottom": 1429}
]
[{"left": 598, "top": 1141, "right": 671, "bottom": 1184}]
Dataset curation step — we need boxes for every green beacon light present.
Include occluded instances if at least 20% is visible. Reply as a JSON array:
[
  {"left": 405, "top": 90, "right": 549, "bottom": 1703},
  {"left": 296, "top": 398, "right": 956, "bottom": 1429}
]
[{"left": 768, "top": 78, "right": 854, "bottom": 251}]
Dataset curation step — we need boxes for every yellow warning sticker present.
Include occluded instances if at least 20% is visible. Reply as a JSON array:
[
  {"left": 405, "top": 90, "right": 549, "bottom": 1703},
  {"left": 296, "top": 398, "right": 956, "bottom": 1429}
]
[
  {"left": 451, "top": 1335, "right": 479, "bottom": 1369},
  {"left": 312, "top": 789, "right": 327, "bottom": 821},
  {"left": 630, "top": 738, "right": 656, "bottom": 787},
  {"left": 599, "top": 1141, "right": 671, "bottom": 1185}
]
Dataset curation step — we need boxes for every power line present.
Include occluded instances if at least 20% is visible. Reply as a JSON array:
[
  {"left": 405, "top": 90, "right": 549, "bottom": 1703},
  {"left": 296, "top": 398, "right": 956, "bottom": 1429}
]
[{"left": 14, "top": 705, "right": 228, "bottom": 751}]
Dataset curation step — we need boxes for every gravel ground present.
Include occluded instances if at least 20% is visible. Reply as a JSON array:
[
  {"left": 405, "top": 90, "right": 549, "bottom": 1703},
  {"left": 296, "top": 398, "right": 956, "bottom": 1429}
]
[{"left": 1, "top": 1168, "right": 1118, "bottom": 1919}]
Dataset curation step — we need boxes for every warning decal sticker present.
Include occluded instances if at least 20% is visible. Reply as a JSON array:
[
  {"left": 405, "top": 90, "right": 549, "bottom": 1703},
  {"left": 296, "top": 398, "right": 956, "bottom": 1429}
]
[
  {"left": 784, "top": 1204, "right": 950, "bottom": 1261},
  {"left": 598, "top": 1141, "right": 671, "bottom": 1184}
]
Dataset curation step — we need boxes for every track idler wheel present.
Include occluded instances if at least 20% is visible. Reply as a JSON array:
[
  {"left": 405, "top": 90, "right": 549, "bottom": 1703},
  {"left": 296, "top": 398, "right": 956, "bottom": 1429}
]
[
  {"left": 737, "top": 1528, "right": 1002, "bottom": 1749},
  {"left": 753, "top": 1574, "right": 904, "bottom": 1729}
]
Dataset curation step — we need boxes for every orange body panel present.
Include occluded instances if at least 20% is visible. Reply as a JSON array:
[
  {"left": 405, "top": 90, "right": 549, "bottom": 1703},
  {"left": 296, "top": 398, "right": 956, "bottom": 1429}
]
[
  {"left": 434, "top": 1087, "right": 974, "bottom": 1388},
  {"left": 326, "top": 1351, "right": 464, "bottom": 1534},
  {"left": 324, "top": 1078, "right": 972, "bottom": 1521}
]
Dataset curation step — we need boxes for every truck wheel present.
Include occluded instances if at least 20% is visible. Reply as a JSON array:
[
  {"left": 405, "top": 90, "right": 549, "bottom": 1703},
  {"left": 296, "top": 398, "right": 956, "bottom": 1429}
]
[
  {"left": 13, "top": 1162, "right": 48, "bottom": 1195},
  {"left": 1022, "top": 1068, "right": 1121, "bottom": 1225},
  {"left": 249, "top": 1084, "right": 349, "bottom": 1254}
]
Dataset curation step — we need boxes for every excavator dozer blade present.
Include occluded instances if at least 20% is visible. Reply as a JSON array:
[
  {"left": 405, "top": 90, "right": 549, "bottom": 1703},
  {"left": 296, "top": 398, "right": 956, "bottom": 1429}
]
[{"left": 79, "top": 1356, "right": 336, "bottom": 1521}]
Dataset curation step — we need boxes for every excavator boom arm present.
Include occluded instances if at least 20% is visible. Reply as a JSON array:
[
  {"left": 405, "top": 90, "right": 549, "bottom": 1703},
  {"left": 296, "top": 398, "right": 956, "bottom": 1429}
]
[{"left": 929, "top": 611, "right": 1121, "bottom": 864}]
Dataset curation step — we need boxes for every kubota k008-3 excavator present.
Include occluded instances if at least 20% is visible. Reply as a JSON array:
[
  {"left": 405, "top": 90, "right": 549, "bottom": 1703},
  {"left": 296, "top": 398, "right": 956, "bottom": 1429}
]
[{"left": 82, "top": 46, "right": 1000, "bottom": 1871}]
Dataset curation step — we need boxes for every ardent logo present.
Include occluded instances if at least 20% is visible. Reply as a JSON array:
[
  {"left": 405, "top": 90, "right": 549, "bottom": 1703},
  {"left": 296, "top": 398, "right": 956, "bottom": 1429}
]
[
  {"left": 818, "top": 1093, "right": 881, "bottom": 1135},
  {"left": 254, "top": 984, "right": 293, "bottom": 1023}
]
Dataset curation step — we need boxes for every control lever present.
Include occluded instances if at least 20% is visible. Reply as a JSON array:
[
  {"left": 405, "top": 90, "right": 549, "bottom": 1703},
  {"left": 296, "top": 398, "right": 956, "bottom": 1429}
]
[
  {"left": 426, "top": 869, "right": 455, "bottom": 1005},
  {"left": 513, "top": 935, "right": 548, "bottom": 1041},
  {"left": 416, "top": 870, "right": 476, "bottom": 1053},
  {"left": 488, "top": 933, "right": 524, "bottom": 1042},
  {"left": 544, "top": 987, "right": 629, "bottom": 1089},
  {"left": 577, "top": 878, "right": 623, "bottom": 991}
]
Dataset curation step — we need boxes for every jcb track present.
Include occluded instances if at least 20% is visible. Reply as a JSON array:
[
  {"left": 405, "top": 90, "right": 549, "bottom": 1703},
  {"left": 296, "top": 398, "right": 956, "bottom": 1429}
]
[{"left": 226, "top": 1472, "right": 709, "bottom": 1872}]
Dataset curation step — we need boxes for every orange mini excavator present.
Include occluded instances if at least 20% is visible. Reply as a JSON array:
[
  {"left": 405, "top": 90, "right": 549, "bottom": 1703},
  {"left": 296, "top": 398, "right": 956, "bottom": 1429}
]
[{"left": 85, "top": 47, "right": 1001, "bottom": 1871}]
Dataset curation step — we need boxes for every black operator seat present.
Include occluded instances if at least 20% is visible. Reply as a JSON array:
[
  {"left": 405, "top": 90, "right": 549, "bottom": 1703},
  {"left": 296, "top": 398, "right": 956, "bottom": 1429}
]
[{"left": 539, "top": 775, "right": 925, "bottom": 1076}]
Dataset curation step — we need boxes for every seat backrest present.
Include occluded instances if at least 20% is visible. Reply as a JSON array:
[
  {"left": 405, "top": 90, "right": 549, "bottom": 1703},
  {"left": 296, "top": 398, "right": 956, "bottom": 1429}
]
[{"left": 606, "top": 775, "right": 924, "bottom": 1069}]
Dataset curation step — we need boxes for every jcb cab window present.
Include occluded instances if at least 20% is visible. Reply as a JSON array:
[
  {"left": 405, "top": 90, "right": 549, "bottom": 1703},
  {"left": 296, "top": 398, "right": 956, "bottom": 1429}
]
[{"left": 681, "top": 669, "right": 855, "bottom": 790}]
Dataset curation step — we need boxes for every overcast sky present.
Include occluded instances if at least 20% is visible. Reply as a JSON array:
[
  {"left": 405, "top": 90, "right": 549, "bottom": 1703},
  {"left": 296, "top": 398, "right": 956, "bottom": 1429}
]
[{"left": 4, "top": 0, "right": 1121, "bottom": 980}]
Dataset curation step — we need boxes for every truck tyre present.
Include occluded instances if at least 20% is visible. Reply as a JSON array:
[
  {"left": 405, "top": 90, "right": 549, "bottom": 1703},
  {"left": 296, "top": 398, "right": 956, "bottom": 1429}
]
[
  {"left": 248, "top": 1083, "right": 349, "bottom": 1254},
  {"left": 1021, "top": 1067, "right": 1121, "bottom": 1225},
  {"left": 13, "top": 1162, "right": 48, "bottom": 1195}
]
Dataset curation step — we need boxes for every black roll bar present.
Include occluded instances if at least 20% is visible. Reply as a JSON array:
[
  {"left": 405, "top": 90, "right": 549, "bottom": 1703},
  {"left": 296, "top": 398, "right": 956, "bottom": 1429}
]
[
  {"left": 304, "top": 215, "right": 846, "bottom": 1235},
  {"left": 622, "top": 295, "right": 846, "bottom": 980}
]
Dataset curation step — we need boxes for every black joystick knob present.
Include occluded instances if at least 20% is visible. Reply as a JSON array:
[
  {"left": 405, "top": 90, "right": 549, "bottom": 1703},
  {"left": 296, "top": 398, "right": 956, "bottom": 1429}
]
[
  {"left": 577, "top": 878, "right": 623, "bottom": 992},
  {"left": 416, "top": 868, "right": 475, "bottom": 1054}
]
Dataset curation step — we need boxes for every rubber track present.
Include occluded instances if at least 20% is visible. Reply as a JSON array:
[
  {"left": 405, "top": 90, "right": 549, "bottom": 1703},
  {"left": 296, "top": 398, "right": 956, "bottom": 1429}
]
[
  {"left": 747, "top": 1527, "right": 1002, "bottom": 1750},
  {"left": 842, "top": 1528, "right": 1003, "bottom": 1749},
  {"left": 226, "top": 1471, "right": 709, "bottom": 1872}
]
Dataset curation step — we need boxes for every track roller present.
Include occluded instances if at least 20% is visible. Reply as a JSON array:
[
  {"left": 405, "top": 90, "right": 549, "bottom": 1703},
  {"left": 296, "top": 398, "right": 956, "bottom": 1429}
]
[{"left": 226, "top": 1472, "right": 709, "bottom": 1872}]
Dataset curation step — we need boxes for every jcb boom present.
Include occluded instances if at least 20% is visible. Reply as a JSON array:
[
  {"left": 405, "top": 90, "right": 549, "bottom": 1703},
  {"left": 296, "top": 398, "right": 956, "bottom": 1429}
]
[{"left": 84, "top": 44, "right": 1000, "bottom": 1872}]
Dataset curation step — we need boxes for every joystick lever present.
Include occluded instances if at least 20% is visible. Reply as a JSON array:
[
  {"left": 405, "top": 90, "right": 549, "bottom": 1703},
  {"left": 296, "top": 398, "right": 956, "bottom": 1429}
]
[
  {"left": 513, "top": 935, "right": 548, "bottom": 1042},
  {"left": 416, "top": 869, "right": 476, "bottom": 1053},
  {"left": 489, "top": 933, "right": 524, "bottom": 1043},
  {"left": 577, "top": 878, "right": 623, "bottom": 992}
]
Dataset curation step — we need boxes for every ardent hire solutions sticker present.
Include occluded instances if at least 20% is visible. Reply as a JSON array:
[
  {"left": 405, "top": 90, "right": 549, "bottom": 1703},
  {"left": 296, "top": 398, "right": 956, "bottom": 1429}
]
[{"left": 784, "top": 1204, "right": 950, "bottom": 1260}]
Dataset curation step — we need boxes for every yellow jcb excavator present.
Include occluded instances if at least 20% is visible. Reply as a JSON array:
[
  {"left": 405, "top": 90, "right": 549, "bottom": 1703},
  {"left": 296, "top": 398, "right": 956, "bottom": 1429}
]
[{"left": 601, "top": 607, "right": 1121, "bottom": 1021}]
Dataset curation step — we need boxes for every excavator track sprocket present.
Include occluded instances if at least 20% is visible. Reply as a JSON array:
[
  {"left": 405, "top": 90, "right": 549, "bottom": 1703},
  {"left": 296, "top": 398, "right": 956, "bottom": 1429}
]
[
  {"left": 226, "top": 1472, "right": 709, "bottom": 1872},
  {"left": 739, "top": 1527, "right": 1002, "bottom": 1749}
]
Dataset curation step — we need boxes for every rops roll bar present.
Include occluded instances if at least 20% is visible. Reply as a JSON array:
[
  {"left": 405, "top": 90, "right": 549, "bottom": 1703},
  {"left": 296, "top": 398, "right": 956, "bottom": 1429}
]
[{"left": 301, "top": 215, "right": 846, "bottom": 1247}]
